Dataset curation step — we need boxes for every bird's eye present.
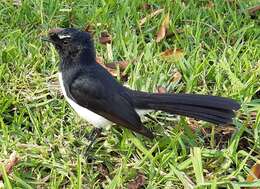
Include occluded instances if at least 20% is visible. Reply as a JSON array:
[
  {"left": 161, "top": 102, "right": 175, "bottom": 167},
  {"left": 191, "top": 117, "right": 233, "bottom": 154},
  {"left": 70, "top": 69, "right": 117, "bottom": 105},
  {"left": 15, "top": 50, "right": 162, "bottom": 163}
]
[{"left": 63, "top": 40, "right": 69, "bottom": 45}]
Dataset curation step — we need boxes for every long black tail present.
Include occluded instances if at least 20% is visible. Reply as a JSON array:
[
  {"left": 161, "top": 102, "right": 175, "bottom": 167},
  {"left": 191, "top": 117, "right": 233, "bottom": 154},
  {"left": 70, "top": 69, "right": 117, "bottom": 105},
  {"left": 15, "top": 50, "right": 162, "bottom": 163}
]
[{"left": 127, "top": 89, "right": 240, "bottom": 124}]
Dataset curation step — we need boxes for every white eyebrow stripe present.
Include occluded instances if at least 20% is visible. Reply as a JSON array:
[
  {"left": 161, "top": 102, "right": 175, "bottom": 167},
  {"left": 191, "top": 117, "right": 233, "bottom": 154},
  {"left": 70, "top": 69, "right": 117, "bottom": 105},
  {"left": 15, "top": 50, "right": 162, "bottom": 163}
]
[{"left": 58, "top": 34, "right": 71, "bottom": 39}]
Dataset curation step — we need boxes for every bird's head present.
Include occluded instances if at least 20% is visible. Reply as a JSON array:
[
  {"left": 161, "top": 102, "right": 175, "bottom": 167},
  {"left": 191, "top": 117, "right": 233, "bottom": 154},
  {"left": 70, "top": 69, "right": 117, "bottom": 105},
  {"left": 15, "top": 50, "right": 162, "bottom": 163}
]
[{"left": 45, "top": 28, "right": 95, "bottom": 60}]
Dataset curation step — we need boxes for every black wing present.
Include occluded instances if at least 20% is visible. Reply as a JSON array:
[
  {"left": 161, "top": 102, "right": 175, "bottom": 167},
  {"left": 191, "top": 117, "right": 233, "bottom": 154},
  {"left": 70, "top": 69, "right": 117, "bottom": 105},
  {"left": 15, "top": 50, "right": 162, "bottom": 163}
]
[{"left": 68, "top": 72, "right": 154, "bottom": 139}]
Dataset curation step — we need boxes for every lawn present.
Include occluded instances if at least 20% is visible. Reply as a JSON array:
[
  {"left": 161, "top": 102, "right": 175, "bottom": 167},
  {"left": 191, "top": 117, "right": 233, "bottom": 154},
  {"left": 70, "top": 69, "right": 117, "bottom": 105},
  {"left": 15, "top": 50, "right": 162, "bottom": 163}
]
[{"left": 0, "top": 0, "right": 260, "bottom": 188}]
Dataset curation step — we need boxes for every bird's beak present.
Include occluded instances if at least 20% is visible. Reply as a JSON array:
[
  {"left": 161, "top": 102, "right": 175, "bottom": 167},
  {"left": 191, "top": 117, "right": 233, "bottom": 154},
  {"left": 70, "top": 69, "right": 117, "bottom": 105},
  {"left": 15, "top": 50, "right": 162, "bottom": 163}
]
[{"left": 41, "top": 36, "right": 52, "bottom": 43}]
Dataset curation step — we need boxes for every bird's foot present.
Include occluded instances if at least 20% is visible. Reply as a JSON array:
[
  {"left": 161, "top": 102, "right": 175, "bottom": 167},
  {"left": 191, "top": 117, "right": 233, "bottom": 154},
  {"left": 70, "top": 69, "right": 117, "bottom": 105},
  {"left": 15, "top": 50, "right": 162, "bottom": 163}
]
[{"left": 85, "top": 128, "right": 102, "bottom": 157}]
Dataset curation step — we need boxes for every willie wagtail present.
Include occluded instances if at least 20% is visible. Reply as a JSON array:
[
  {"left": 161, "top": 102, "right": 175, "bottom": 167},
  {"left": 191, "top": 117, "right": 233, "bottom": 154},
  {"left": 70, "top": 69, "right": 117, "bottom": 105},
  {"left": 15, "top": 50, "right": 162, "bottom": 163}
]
[{"left": 45, "top": 28, "right": 240, "bottom": 139}]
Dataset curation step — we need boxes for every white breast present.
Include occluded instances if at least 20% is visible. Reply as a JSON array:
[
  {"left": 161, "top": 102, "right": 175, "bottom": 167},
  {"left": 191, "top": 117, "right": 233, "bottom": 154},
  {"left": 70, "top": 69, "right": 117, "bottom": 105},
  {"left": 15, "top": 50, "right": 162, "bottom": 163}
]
[
  {"left": 58, "top": 73, "right": 111, "bottom": 128},
  {"left": 58, "top": 73, "right": 152, "bottom": 129}
]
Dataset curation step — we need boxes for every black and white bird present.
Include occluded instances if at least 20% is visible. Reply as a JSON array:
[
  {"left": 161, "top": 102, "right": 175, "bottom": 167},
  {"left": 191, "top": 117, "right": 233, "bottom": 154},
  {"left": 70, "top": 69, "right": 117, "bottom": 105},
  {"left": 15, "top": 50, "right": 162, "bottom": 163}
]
[{"left": 45, "top": 28, "right": 240, "bottom": 139}]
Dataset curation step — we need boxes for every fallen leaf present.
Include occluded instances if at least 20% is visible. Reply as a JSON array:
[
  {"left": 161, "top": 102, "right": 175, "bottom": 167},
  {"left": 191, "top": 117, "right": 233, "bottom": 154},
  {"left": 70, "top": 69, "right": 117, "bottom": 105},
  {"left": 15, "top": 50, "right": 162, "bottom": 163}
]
[
  {"left": 0, "top": 151, "right": 19, "bottom": 180},
  {"left": 206, "top": 1, "right": 214, "bottom": 9},
  {"left": 215, "top": 125, "right": 236, "bottom": 135},
  {"left": 96, "top": 57, "right": 128, "bottom": 79},
  {"left": 140, "top": 3, "right": 152, "bottom": 10},
  {"left": 96, "top": 56, "right": 104, "bottom": 64},
  {"left": 157, "top": 86, "right": 167, "bottom": 93},
  {"left": 246, "top": 163, "right": 260, "bottom": 189},
  {"left": 105, "top": 61, "right": 129, "bottom": 71},
  {"left": 169, "top": 68, "right": 182, "bottom": 83},
  {"left": 96, "top": 163, "right": 109, "bottom": 181},
  {"left": 247, "top": 5, "right": 260, "bottom": 17},
  {"left": 187, "top": 118, "right": 206, "bottom": 134},
  {"left": 160, "top": 49, "right": 175, "bottom": 57},
  {"left": 99, "top": 31, "right": 112, "bottom": 45},
  {"left": 97, "top": 163, "right": 109, "bottom": 177},
  {"left": 139, "top": 9, "right": 164, "bottom": 26},
  {"left": 156, "top": 13, "right": 170, "bottom": 42},
  {"left": 170, "top": 71, "right": 182, "bottom": 83},
  {"left": 187, "top": 118, "right": 199, "bottom": 132},
  {"left": 41, "top": 175, "right": 50, "bottom": 183},
  {"left": 84, "top": 24, "right": 95, "bottom": 34},
  {"left": 173, "top": 48, "right": 184, "bottom": 59},
  {"left": 128, "top": 173, "right": 146, "bottom": 189},
  {"left": 160, "top": 48, "right": 184, "bottom": 60},
  {"left": 96, "top": 56, "right": 115, "bottom": 75},
  {"left": 101, "top": 65, "right": 118, "bottom": 77}
]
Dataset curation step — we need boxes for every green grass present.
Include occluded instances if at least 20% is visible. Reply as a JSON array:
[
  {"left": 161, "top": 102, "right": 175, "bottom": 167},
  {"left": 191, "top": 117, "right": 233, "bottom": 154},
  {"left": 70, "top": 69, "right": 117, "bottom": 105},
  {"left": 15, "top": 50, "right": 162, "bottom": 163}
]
[{"left": 1, "top": 0, "right": 260, "bottom": 188}]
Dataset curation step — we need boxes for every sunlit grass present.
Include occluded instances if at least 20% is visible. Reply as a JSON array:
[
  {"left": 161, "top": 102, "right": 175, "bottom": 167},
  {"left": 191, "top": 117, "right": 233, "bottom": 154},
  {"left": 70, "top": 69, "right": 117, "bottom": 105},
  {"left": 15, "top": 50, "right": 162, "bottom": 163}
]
[{"left": 0, "top": 0, "right": 259, "bottom": 188}]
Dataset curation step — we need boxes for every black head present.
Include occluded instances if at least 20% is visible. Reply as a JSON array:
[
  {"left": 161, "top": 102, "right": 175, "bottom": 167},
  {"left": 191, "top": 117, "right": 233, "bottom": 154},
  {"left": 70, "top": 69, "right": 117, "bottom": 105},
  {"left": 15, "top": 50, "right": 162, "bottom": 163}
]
[{"left": 47, "top": 28, "right": 95, "bottom": 61}]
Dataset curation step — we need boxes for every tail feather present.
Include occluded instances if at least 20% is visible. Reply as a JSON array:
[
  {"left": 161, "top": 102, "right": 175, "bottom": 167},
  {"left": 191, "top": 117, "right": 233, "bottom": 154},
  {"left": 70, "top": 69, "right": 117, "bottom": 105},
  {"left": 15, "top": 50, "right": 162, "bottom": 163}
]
[
  {"left": 163, "top": 108, "right": 231, "bottom": 124},
  {"left": 127, "top": 89, "right": 240, "bottom": 124},
  {"left": 154, "top": 104, "right": 233, "bottom": 123}
]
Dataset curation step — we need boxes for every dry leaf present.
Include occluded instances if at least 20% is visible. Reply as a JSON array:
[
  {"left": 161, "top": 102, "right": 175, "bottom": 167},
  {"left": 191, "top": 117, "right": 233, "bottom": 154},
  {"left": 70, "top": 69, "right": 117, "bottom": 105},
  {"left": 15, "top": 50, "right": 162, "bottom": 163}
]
[
  {"left": 0, "top": 151, "right": 19, "bottom": 180},
  {"left": 246, "top": 163, "right": 260, "bottom": 189},
  {"left": 187, "top": 118, "right": 206, "bottom": 134},
  {"left": 247, "top": 163, "right": 260, "bottom": 181},
  {"left": 96, "top": 163, "right": 109, "bottom": 181},
  {"left": 99, "top": 31, "right": 112, "bottom": 44},
  {"left": 160, "top": 48, "right": 184, "bottom": 60},
  {"left": 84, "top": 24, "right": 95, "bottom": 34},
  {"left": 157, "top": 86, "right": 167, "bottom": 93},
  {"left": 139, "top": 9, "right": 164, "bottom": 26},
  {"left": 206, "top": 1, "right": 214, "bottom": 9},
  {"left": 250, "top": 111, "right": 257, "bottom": 119},
  {"left": 187, "top": 118, "right": 199, "bottom": 132},
  {"left": 96, "top": 56, "right": 116, "bottom": 76},
  {"left": 96, "top": 57, "right": 128, "bottom": 79},
  {"left": 247, "top": 5, "right": 260, "bottom": 16},
  {"left": 128, "top": 173, "right": 146, "bottom": 189},
  {"left": 170, "top": 71, "right": 182, "bottom": 83},
  {"left": 140, "top": 3, "right": 152, "bottom": 10},
  {"left": 160, "top": 49, "right": 175, "bottom": 57},
  {"left": 96, "top": 56, "right": 104, "bottom": 64},
  {"left": 105, "top": 61, "right": 129, "bottom": 71},
  {"left": 101, "top": 65, "right": 117, "bottom": 77},
  {"left": 215, "top": 125, "right": 236, "bottom": 135},
  {"left": 97, "top": 164, "right": 109, "bottom": 177},
  {"left": 156, "top": 13, "right": 170, "bottom": 42}
]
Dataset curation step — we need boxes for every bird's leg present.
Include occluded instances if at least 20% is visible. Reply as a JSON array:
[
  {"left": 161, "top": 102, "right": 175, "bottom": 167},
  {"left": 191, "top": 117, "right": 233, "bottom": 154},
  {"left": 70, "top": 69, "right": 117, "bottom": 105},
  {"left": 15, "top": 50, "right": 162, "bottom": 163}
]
[{"left": 85, "top": 127, "right": 102, "bottom": 156}]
